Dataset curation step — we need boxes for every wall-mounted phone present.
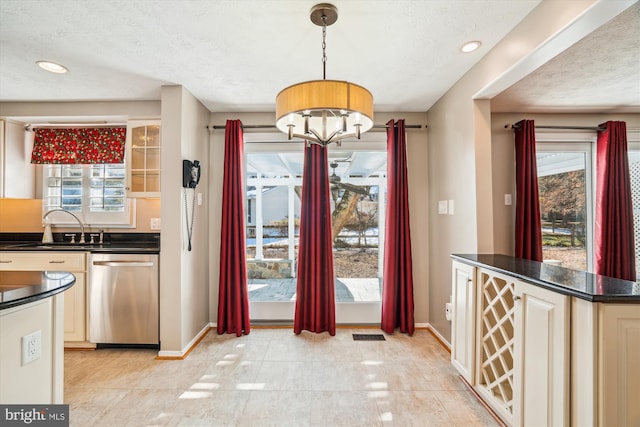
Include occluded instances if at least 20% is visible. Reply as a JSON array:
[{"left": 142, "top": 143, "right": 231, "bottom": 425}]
[
  {"left": 182, "top": 160, "right": 201, "bottom": 189},
  {"left": 182, "top": 159, "right": 201, "bottom": 251}
]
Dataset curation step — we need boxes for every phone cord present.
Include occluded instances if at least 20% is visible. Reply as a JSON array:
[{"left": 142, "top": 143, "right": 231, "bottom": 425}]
[{"left": 184, "top": 188, "right": 196, "bottom": 251}]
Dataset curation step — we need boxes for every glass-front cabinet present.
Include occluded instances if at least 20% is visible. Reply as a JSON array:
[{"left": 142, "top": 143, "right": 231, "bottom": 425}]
[{"left": 126, "top": 120, "right": 161, "bottom": 197}]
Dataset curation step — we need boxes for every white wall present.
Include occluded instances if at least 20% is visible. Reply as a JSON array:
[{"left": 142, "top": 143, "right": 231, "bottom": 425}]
[
  {"left": 159, "top": 86, "right": 210, "bottom": 353},
  {"left": 425, "top": 0, "right": 623, "bottom": 342},
  {"left": 0, "top": 100, "right": 160, "bottom": 119}
]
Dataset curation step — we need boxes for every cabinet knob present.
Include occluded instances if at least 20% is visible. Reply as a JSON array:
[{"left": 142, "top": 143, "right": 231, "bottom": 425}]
[{"left": 514, "top": 295, "right": 521, "bottom": 301}]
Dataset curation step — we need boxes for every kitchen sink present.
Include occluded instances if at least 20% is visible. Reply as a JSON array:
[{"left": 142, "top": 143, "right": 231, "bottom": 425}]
[{"left": 4, "top": 242, "right": 104, "bottom": 250}]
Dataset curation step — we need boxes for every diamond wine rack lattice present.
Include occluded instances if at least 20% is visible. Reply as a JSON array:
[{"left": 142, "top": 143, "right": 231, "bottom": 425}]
[{"left": 477, "top": 269, "right": 516, "bottom": 419}]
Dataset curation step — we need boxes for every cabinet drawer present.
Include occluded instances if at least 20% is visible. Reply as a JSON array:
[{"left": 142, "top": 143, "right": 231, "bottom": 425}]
[{"left": 0, "top": 252, "right": 86, "bottom": 271}]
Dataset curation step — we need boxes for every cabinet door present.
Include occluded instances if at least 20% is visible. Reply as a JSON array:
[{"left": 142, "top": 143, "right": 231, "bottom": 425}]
[
  {"left": 126, "top": 120, "right": 161, "bottom": 197},
  {"left": 600, "top": 304, "right": 640, "bottom": 426},
  {"left": 0, "top": 120, "right": 36, "bottom": 198},
  {"left": 451, "top": 260, "right": 476, "bottom": 383},
  {"left": 513, "top": 281, "right": 569, "bottom": 427},
  {"left": 0, "top": 252, "right": 87, "bottom": 342},
  {"left": 63, "top": 273, "right": 85, "bottom": 342}
]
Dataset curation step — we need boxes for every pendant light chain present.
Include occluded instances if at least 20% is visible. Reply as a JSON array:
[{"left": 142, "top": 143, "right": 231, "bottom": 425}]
[
  {"left": 275, "top": 3, "right": 374, "bottom": 146},
  {"left": 321, "top": 14, "right": 327, "bottom": 80}
]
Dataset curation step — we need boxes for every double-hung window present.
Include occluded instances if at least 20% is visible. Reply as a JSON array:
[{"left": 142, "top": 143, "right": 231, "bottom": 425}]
[
  {"left": 42, "top": 163, "right": 134, "bottom": 226},
  {"left": 34, "top": 126, "right": 134, "bottom": 227}
]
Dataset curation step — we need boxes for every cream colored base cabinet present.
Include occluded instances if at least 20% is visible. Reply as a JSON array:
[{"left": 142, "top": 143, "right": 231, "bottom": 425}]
[
  {"left": 451, "top": 260, "right": 476, "bottom": 383},
  {"left": 0, "top": 251, "right": 87, "bottom": 343},
  {"left": 61, "top": 272, "right": 85, "bottom": 341},
  {"left": 572, "top": 299, "right": 640, "bottom": 426},
  {"left": 513, "top": 281, "right": 569, "bottom": 427}
]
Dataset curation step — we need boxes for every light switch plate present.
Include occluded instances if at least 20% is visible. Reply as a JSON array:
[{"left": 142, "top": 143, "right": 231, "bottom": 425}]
[
  {"left": 505, "top": 194, "right": 512, "bottom": 205},
  {"left": 438, "top": 200, "right": 448, "bottom": 215}
]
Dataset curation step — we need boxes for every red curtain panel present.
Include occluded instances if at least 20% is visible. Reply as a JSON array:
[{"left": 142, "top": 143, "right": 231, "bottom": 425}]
[
  {"left": 294, "top": 142, "right": 336, "bottom": 335},
  {"left": 217, "top": 120, "right": 251, "bottom": 336},
  {"left": 381, "top": 119, "right": 415, "bottom": 335},
  {"left": 31, "top": 127, "right": 126, "bottom": 164},
  {"left": 595, "top": 121, "right": 636, "bottom": 281},
  {"left": 514, "top": 119, "right": 543, "bottom": 261}
]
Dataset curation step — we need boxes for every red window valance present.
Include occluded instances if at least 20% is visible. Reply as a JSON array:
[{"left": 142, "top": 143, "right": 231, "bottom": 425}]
[{"left": 31, "top": 127, "right": 126, "bottom": 164}]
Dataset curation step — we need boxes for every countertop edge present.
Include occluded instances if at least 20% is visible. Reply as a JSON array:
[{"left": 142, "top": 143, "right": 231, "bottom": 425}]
[
  {"left": 0, "top": 278, "right": 76, "bottom": 311},
  {"left": 451, "top": 253, "right": 640, "bottom": 303}
]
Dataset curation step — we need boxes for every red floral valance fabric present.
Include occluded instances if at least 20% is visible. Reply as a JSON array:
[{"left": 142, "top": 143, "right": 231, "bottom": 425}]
[{"left": 31, "top": 127, "right": 126, "bottom": 164}]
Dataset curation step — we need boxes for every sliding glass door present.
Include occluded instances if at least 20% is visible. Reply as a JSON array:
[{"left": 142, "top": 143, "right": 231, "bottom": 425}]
[{"left": 244, "top": 135, "right": 387, "bottom": 323}]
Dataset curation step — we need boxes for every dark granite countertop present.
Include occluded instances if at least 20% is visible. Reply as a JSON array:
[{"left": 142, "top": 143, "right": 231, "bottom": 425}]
[
  {"left": 0, "top": 271, "right": 76, "bottom": 310},
  {"left": 0, "top": 232, "right": 160, "bottom": 254},
  {"left": 452, "top": 253, "right": 640, "bottom": 303}
]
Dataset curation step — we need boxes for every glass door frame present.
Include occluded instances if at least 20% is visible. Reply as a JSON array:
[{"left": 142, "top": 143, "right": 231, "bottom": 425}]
[
  {"left": 536, "top": 133, "right": 595, "bottom": 272},
  {"left": 244, "top": 132, "right": 387, "bottom": 324}
]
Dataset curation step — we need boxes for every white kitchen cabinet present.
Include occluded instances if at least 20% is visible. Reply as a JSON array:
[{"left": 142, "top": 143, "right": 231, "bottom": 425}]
[
  {"left": 451, "top": 260, "right": 477, "bottom": 384},
  {"left": 126, "top": 120, "right": 161, "bottom": 197},
  {"left": 513, "top": 280, "right": 569, "bottom": 427},
  {"left": 0, "top": 119, "right": 35, "bottom": 198},
  {"left": 452, "top": 256, "right": 639, "bottom": 427},
  {"left": 0, "top": 251, "right": 87, "bottom": 343}
]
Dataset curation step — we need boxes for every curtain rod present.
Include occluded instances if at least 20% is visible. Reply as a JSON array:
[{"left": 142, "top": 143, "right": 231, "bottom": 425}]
[
  {"left": 25, "top": 124, "right": 126, "bottom": 131},
  {"left": 207, "top": 124, "right": 425, "bottom": 131},
  {"left": 504, "top": 124, "right": 606, "bottom": 131}
]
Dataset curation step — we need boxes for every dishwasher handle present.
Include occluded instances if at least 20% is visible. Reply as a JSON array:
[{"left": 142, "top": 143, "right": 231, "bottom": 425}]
[{"left": 92, "top": 261, "right": 155, "bottom": 267}]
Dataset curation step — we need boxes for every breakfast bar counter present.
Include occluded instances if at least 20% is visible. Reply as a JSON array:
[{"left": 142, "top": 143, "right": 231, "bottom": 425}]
[
  {"left": 0, "top": 271, "right": 75, "bottom": 404},
  {"left": 0, "top": 270, "right": 76, "bottom": 310},
  {"left": 450, "top": 254, "right": 639, "bottom": 426}
]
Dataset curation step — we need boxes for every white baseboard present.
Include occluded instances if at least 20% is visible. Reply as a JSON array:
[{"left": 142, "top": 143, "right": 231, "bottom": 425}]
[
  {"left": 157, "top": 323, "right": 212, "bottom": 358},
  {"left": 425, "top": 323, "right": 451, "bottom": 351}
]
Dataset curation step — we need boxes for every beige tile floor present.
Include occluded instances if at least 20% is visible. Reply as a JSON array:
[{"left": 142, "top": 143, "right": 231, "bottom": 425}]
[{"left": 64, "top": 328, "right": 500, "bottom": 426}]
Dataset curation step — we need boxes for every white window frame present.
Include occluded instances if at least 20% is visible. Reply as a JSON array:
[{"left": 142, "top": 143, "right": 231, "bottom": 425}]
[
  {"left": 536, "top": 132, "right": 596, "bottom": 272},
  {"left": 41, "top": 163, "right": 136, "bottom": 228},
  {"left": 628, "top": 136, "right": 640, "bottom": 281}
]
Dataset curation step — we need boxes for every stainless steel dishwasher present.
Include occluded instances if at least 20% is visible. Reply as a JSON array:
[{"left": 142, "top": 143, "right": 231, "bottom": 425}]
[{"left": 89, "top": 253, "right": 159, "bottom": 347}]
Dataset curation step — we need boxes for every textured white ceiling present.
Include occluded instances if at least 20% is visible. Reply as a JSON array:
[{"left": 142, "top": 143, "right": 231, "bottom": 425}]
[
  {"left": 0, "top": 0, "right": 540, "bottom": 112},
  {"left": 0, "top": 0, "right": 637, "bottom": 116},
  {"left": 491, "top": 1, "right": 640, "bottom": 113}
]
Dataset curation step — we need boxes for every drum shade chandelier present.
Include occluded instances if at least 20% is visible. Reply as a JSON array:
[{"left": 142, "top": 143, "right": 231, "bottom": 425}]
[{"left": 275, "top": 3, "right": 373, "bottom": 147}]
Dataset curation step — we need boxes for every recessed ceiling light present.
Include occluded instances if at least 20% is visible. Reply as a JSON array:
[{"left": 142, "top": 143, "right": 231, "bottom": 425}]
[
  {"left": 36, "top": 60, "right": 68, "bottom": 74},
  {"left": 460, "top": 41, "right": 482, "bottom": 53}
]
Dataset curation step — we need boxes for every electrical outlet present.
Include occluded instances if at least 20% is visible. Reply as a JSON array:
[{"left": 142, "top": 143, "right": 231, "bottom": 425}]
[
  {"left": 150, "top": 218, "right": 161, "bottom": 230},
  {"left": 445, "top": 303, "right": 452, "bottom": 321},
  {"left": 22, "top": 330, "right": 42, "bottom": 365}
]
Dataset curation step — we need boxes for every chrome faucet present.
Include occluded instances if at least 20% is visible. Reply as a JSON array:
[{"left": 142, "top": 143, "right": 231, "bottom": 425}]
[{"left": 42, "top": 209, "right": 85, "bottom": 244}]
